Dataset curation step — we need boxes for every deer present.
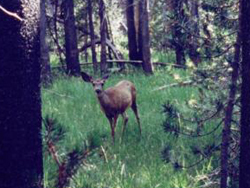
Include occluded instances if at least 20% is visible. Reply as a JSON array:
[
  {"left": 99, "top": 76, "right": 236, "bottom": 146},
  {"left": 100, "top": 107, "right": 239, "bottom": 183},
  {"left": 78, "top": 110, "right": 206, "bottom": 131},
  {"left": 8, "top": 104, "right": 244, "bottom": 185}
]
[{"left": 81, "top": 72, "right": 141, "bottom": 143}]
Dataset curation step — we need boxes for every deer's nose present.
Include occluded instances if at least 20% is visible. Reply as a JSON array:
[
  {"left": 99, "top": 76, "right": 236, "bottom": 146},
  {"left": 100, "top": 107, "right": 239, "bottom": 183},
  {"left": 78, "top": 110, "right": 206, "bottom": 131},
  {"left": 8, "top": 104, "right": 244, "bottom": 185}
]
[{"left": 95, "top": 89, "right": 102, "bottom": 94}]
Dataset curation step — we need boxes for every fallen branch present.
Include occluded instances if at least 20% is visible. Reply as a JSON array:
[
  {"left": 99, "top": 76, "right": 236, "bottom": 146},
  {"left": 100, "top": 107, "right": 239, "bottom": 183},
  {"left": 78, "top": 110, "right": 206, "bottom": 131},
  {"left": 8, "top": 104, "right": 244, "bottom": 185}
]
[
  {"left": 43, "top": 89, "right": 74, "bottom": 99},
  {"left": 152, "top": 80, "right": 194, "bottom": 91},
  {"left": 0, "top": 5, "right": 23, "bottom": 21}
]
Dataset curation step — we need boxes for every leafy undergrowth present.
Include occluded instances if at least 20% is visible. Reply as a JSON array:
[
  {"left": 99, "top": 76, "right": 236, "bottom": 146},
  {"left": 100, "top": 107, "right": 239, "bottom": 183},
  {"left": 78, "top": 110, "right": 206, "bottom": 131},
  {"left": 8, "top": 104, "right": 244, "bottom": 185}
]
[{"left": 42, "top": 68, "right": 220, "bottom": 188}]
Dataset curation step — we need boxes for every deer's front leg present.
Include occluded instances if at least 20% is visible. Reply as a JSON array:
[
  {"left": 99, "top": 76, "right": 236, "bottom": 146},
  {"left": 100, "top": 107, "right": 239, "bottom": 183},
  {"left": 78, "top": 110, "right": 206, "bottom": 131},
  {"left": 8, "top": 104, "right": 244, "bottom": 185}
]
[{"left": 107, "top": 115, "right": 118, "bottom": 143}]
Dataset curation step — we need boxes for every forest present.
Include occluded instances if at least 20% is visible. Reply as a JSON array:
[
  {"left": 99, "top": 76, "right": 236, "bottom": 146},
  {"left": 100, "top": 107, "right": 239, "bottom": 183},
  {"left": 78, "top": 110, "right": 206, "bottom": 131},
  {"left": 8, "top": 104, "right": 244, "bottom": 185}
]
[{"left": 0, "top": 0, "right": 250, "bottom": 188}]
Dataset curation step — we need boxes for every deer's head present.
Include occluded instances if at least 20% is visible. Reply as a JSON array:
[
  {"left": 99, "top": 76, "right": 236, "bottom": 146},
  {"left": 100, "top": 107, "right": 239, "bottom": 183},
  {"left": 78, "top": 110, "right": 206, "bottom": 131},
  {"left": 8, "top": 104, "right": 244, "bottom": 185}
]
[{"left": 81, "top": 72, "right": 109, "bottom": 95}]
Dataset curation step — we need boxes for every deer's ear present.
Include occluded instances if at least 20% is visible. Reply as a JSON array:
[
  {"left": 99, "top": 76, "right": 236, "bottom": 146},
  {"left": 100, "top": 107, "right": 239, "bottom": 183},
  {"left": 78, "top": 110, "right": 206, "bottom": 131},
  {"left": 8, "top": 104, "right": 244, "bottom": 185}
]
[
  {"left": 102, "top": 74, "right": 109, "bottom": 81},
  {"left": 81, "top": 72, "right": 93, "bottom": 82}
]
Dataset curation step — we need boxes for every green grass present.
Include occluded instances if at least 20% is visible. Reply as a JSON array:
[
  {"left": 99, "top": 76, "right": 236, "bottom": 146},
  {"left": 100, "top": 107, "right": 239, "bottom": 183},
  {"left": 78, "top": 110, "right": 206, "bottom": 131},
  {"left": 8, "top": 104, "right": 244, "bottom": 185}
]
[
  {"left": 42, "top": 69, "right": 219, "bottom": 188},
  {"left": 151, "top": 50, "right": 176, "bottom": 63}
]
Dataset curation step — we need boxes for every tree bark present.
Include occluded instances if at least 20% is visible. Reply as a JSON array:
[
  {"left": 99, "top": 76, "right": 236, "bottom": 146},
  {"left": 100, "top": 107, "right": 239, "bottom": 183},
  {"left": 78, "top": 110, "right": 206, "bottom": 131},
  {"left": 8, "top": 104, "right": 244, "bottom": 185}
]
[
  {"left": 0, "top": 1, "right": 43, "bottom": 187},
  {"left": 203, "top": 15, "right": 212, "bottom": 59},
  {"left": 84, "top": 16, "right": 89, "bottom": 62},
  {"left": 106, "top": 16, "right": 114, "bottom": 67},
  {"left": 53, "top": 0, "right": 65, "bottom": 69},
  {"left": 62, "top": 0, "right": 81, "bottom": 76},
  {"left": 126, "top": 0, "right": 140, "bottom": 64},
  {"left": 188, "top": 0, "right": 201, "bottom": 66},
  {"left": 239, "top": 0, "right": 250, "bottom": 187},
  {"left": 99, "top": 0, "right": 107, "bottom": 74},
  {"left": 220, "top": 4, "right": 241, "bottom": 186},
  {"left": 138, "top": 0, "right": 154, "bottom": 74},
  {"left": 172, "top": 0, "right": 186, "bottom": 67},
  {"left": 40, "top": 0, "right": 51, "bottom": 85},
  {"left": 88, "top": 0, "right": 98, "bottom": 73}
]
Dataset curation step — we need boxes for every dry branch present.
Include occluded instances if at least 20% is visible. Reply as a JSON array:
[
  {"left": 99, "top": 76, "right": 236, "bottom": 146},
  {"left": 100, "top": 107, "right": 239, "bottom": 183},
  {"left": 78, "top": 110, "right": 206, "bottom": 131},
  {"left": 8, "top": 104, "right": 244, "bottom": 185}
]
[
  {"left": 152, "top": 80, "right": 194, "bottom": 91},
  {"left": 0, "top": 5, "right": 23, "bottom": 21},
  {"left": 43, "top": 89, "right": 74, "bottom": 99}
]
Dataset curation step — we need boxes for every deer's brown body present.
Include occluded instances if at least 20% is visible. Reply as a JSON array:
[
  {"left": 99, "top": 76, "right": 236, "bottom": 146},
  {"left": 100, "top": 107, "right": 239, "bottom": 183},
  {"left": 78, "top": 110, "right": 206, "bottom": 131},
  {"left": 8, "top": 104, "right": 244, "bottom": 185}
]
[
  {"left": 98, "top": 80, "right": 135, "bottom": 116},
  {"left": 81, "top": 72, "right": 141, "bottom": 143}
]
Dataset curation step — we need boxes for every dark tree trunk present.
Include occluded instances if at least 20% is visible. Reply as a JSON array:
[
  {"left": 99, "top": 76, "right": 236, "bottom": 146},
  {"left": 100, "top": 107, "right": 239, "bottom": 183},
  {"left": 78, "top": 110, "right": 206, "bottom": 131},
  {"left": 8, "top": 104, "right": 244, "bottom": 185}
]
[
  {"left": 84, "top": 16, "right": 89, "bottom": 62},
  {"left": 53, "top": 0, "right": 65, "bottom": 69},
  {"left": 106, "top": 19, "right": 113, "bottom": 68},
  {"left": 188, "top": 0, "right": 201, "bottom": 66},
  {"left": 62, "top": 0, "right": 81, "bottom": 76},
  {"left": 126, "top": 0, "right": 140, "bottom": 64},
  {"left": 87, "top": 0, "right": 98, "bottom": 73},
  {"left": 138, "top": 0, "right": 154, "bottom": 74},
  {"left": 40, "top": 0, "right": 51, "bottom": 85},
  {"left": 0, "top": 1, "right": 43, "bottom": 187},
  {"left": 239, "top": 0, "right": 250, "bottom": 187},
  {"left": 220, "top": 4, "right": 241, "bottom": 187},
  {"left": 203, "top": 15, "right": 212, "bottom": 59},
  {"left": 172, "top": 0, "right": 186, "bottom": 67},
  {"left": 99, "top": 0, "right": 107, "bottom": 74},
  {"left": 175, "top": 44, "right": 186, "bottom": 67}
]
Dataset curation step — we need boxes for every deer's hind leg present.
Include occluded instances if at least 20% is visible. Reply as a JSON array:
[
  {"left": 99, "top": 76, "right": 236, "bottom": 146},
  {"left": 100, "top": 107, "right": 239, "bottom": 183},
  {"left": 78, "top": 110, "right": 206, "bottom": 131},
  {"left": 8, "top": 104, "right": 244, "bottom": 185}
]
[
  {"left": 121, "top": 112, "right": 129, "bottom": 140},
  {"left": 131, "top": 101, "right": 141, "bottom": 135}
]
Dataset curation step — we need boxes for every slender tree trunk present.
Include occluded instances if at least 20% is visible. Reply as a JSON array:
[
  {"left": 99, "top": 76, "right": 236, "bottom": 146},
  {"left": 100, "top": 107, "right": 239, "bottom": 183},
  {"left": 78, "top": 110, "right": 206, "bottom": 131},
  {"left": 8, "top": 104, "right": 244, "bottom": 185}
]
[
  {"left": 62, "top": 0, "right": 81, "bottom": 76},
  {"left": 134, "top": 1, "right": 140, "bottom": 54},
  {"left": 0, "top": 1, "right": 43, "bottom": 187},
  {"left": 106, "top": 20, "right": 113, "bottom": 68},
  {"left": 203, "top": 15, "right": 212, "bottom": 59},
  {"left": 99, "top": 0, "right": 107, "bottom": 74},
  {"left": 138, "top": 1, "right": 143, "bottom": 63},
  {"left": 84, "top": 17, "right": 89, "bottom": 62},
  {"left": 239, "top": 0, "right": 250, "bottom": 187},
  {"left": 172, "top": 0, "right": 186, "bottom": 67},
  {"left": 126, "top": 0, "right": 140, "bottom": 64},
  {"left": 175, "top": 44, "right": 186, "bottom": 67},
  {"left": 188, "top": 0, "right": 201, "bottom": 66},
  {"left": 88, "top": 0, "right": 98, "bottom": 73},
  {"left": 53, "top": 0, "right": 64, "bottom": 69},
  {"left": 40, "top": 0, "right": 51, "bottom": 85},
  {"left": 138, "top": 0, "right": 154, "bottom": 74},
  {"left": 220, "top": 4, "right": 241, "bottom": 187}
]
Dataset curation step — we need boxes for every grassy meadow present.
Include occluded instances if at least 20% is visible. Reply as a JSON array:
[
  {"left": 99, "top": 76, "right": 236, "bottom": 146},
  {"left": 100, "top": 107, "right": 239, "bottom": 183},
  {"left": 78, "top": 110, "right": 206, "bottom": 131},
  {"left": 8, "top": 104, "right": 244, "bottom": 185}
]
[{"left": 42, "top": 68, "right": 219, "bottom": 188}]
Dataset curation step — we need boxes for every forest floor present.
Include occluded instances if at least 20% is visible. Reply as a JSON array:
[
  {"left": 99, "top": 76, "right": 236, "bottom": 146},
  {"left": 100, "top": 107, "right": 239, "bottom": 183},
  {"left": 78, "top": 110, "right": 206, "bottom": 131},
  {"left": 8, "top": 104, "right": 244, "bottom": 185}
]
[{"left": 42, "top": 68, "right": 220, "bottom": 188}]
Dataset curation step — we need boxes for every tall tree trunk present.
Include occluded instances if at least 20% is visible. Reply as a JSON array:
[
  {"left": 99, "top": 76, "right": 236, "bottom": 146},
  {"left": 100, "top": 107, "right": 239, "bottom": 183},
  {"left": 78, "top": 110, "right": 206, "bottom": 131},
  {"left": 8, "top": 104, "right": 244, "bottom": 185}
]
[
  {"left": 99, "top": 0, "right": 107, "bottom": 74},
  {"left": 126, "top": 0, "right": 140, "bottom": 64},
  {"left": 84, "top": 16, "right": 89, "bottom": 62},
  {"left": 134, "top": 1, "right": 140, "bottom": 55},
  {"left": 220, "top": 3, "right": 241, "bottom": 187},
  {"left": 40, "top": 0, "right": 51, "bottom": 85},
  {"left": 53, "top": 0, "right": 64, "bottom": 69},
  {"left": 88, "top": 0, "right": 98, "bottom": 74},
  {"left": 106, "top": 19, "right": 113, "bottom": 68},
  {"left": 172, "top": 0, "right": 186, "bottom": 67},
  {"left": 239, "top": 0, "right": 250, "bottom": 187},
  {"left": 175, "top": 43, "right": 186, "bottom": 67},
  {"left": 138, "top": 0, "right": 154, "bottom": 74},
  {"left": 188, "top": 0, "right": 201, "bottom": 66},
  {"left": 203, "top": 15, "right": 212, "bottom": 59},
  {"left": 0, "top": 1, "right": 43, "bottom": 187},
  {"left": 62, "top": 0, "right": 81, "bottom": 76}
]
